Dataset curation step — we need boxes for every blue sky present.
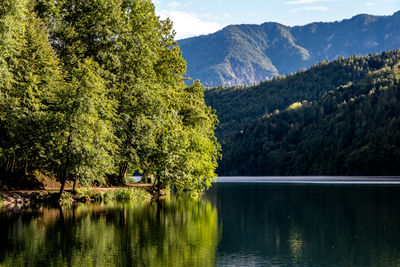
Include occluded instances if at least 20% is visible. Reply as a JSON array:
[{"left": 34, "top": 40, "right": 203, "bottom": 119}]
[{"left": 153, "top": 0, "right": 400, "bottom": 39}]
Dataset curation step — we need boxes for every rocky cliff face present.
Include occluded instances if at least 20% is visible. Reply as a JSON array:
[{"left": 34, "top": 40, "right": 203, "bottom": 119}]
[{"left": 178, "top": 11, "right": 400, "bottom": 87}]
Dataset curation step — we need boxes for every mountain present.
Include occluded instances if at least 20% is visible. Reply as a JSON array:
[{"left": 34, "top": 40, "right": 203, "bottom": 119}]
[
  {"left": 179, "top": 11, "right": 400, "bottom": 87},
  {"left": 211, "top": 51, "right": 400, "bottom": 175}
]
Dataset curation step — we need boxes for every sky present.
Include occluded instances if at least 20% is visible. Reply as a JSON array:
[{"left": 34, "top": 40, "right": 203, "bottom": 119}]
[{"left": 153, "top": 0, "right": 400, "bottom": 40}]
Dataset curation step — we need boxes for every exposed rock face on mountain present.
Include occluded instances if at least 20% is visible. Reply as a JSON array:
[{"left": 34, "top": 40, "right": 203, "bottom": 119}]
[{"left": 178, "top": 11, "right": 400, "bottom": 87}]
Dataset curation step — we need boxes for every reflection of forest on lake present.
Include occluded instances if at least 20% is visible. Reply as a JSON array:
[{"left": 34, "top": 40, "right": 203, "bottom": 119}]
[
  {"left": 210, "top": 183, "right": 400, "bottom": 266},
  {"left": 0, "top": 198, "right": 219, "bottom": 267},
  {"left": 2, "top": 183, "right": 400, "bottom": 266}
]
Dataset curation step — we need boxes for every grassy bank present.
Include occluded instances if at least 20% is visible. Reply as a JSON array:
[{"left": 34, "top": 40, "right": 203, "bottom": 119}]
[
  {"left": 60, "top": 187, "right": 152, "bottom": 204},
  {"left": 0, "top": 187, "right": 153, "bottom": 209}
]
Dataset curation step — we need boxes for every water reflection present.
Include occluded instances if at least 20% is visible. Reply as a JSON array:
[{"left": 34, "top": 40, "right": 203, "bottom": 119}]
[
  {"left": 206, "top": 183, "right": 400, "bottom": 266},
  {"left": 0, "top": 198, "right": 219, "bottom": 267},
  {"left": 2, "top": 183, "right": 400, "bottom": 266}
]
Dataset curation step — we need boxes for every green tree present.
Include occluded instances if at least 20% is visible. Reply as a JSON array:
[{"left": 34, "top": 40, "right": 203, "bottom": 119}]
[
  {"left": 0, "top": 0, "right": 27, "bottom": 166},
  {"left": 54, "top": 59, "right": 116, "bottom": 197},
  {"left": 36, "top": 0, "right": 220, "bottom": 193},
  {"left": 0, "top": 1, "right": 63, "bottom": 178}
]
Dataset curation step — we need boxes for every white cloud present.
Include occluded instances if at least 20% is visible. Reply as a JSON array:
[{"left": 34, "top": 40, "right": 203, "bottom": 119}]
[
  {"left": 285, "top": 0, "right": 333, "bottom": 5},
  {"left": 167, "top": 1, "right": 181, "bottom": 8},
  {"left": 290, "top": 6, "right": 329, "bottom": 12},
  {"left": 158, "top": 10, "right": 225, "bottom": 39}
]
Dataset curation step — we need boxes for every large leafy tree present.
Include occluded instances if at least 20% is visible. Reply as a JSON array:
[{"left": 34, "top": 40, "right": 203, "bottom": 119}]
[
  {"left": 0, "top": 0, "right": 63, "bottom": 178},
  {"left": 54, "top": 59, "right": 116, "bottom": 196},
  {"left": 146, "top": 81, "right": 221, "bottom": 193},
  {"left": 0, "top": 1, "right": 116, "bottom": 196},
  {"left": 35, "top": 0, "right": 176, "bottom": 183},
  {"left": 35, "top": 0, "right": 220, "bottom": 192},
  {"left": 0, "top": 0, "right": 27, "bottom": 164}
]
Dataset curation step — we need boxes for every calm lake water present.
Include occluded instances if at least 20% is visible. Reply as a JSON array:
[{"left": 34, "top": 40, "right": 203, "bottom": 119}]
[{"left": 2, "top": 177, "right": 400, "bottom": 266}]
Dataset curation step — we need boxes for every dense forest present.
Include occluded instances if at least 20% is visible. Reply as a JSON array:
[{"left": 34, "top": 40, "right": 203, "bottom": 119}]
[
  {"left": 0, "top": 0, "right": 220, "bottom": 195},
  {"left": 206, "top": 51, "right": 400, "bottom": 142},
  {"left": 218, "top": 51, "right": 400, "bottom": 175},
  {"left": 179, "top": 11, "right": 400, "bottom": 86}
]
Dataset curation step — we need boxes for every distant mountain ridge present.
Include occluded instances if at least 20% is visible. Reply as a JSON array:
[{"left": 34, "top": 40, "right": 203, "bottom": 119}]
[{"left": 179, "top": 11, "right": 400, "bottom": 87}]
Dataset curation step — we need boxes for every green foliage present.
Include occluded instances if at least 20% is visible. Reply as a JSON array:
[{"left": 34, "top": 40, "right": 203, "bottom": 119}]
[
  {"left": 34, "top": 0, "right": 219, "bottom": 192},
  {"left": 76, "top": 187, "right": 151, "bottom": 202},
  {"left": 220, "top": 53, "right": 400, "bottom": 175},
  {"left": 0, "top": 0, "right": 27, "bottom": 89},
  {"left": 140, "top": 81, "right": 221, "bottom": 192},
  {"left": 0, "top": 1, "right": 63, "bottom": 176},
  {"left": 179, "top": 11, "right": 400, "bottom": 86},
  {"left": 207, "top": 50, "right": 400, "bottom": 143},
  {"left": 287, "top": 102, "right": 304, "bottom": 110},
  {"left": 0, "top": 0, "right": 220, "bottom": 195},
  {"left": 54, "top": 59, "right": 116, "bottom": 187}
]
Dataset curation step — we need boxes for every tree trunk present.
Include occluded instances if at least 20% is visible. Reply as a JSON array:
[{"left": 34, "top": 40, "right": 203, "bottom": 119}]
[
  {"left": 38, "top": 163, "right": 42, "bottom": 180},
  {"left": 118, "top": 162, "right": 128, "bottom": 185},
  {"left": 11, "top": 152, "right": 15, "bottom": 173},
  {"left": 24, "top": 160, "right": 29, "bottom": 175},
  {"left": 58, "top": 133, "right": 72, "bottom": 201},
  {"left": 58, "top": 175, "right": 67, "bottom": 201},
  {"left": 4, "top": 156, "right": 10, "bottom": 173},
  {"left": 72, "top": 178, "right": 78, "bottom": 194}
]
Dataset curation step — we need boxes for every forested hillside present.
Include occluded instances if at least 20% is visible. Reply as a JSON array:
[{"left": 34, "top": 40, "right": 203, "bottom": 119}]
[
  {"left": 218, "top": 51, "right": 400, "bottom": 175},
  {"left": 0, "top": 0, "right": 220, "bottom": 194},
  {"left": 206, "top": 51, "right": 400, "bottom": 142},
  {"left": 179, "top": 12, "right": 400, "bottom": 86}
]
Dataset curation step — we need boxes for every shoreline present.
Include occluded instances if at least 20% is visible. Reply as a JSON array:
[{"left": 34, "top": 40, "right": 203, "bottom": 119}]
[{"left": 0, "top": 184, "right": 156, "bottom": 210}]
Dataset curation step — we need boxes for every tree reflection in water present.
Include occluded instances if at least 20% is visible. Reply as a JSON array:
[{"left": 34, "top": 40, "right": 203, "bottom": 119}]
[{"left": 0, "top": 197, "right": 219, "bottom": 267}]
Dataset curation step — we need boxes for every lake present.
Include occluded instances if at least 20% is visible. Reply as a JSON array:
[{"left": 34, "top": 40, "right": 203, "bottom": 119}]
[{"left": 2, "top": 177, "right": 400, "bottom": 266}]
